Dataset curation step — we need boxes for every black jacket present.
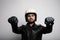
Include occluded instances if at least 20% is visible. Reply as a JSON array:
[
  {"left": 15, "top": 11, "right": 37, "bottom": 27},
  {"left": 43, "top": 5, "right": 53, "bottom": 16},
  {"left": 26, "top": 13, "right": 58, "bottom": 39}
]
[{"left": 11, "top": 23, "right": 53, "bottom": 40}]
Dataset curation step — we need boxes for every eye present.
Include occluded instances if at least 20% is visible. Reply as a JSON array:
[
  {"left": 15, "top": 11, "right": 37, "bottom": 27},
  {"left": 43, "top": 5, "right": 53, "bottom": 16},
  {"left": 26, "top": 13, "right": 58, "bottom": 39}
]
[
  {"left": 27, "top": 15, "right": 30, "bottom": 17},
  {"left": 31, "top": 14, "right": 35, "bottom": 17},
  {"left": 32, "top": 14, "right": 34, "bottom": 16}
]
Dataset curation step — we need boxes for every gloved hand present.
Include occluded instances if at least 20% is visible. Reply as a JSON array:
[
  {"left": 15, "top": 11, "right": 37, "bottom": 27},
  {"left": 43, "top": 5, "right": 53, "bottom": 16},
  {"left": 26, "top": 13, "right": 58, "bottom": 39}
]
[
  {"left": 8, "top": 16, "right": 18, "bottom": 25},
  {"left": 45, "top": 17, "right": 54, "bottom": 25}
]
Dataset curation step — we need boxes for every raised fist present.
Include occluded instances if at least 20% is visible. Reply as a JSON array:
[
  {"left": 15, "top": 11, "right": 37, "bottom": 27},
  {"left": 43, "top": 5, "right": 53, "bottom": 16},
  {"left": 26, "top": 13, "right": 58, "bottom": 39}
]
[
  {"left": 8, "top": 16, "right": 18, "bottom": 25},
  {"left": 45, "top": 17, "right": 54, "bottom": 25}
]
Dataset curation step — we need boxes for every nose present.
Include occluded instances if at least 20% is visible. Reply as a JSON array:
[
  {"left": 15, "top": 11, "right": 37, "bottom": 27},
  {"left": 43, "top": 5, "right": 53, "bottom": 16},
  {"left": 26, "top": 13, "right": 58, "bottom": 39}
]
[{"left": 29, "top": 16, "right": 33, "bottom": 20}]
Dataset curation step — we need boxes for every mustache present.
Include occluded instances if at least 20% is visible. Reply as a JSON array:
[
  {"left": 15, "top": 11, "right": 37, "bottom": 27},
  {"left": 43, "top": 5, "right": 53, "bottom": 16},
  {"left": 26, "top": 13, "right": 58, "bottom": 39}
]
[
  {"left": 30, "top": 18, "right": 33, "bottom": 19},
  {"left": 30, "top": 19, "right": 33, "bottom": 20}
]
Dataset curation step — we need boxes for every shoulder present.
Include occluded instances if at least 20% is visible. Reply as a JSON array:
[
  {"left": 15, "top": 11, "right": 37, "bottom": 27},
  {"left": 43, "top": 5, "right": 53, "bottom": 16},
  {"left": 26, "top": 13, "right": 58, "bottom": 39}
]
[
  {"left": 37, "top": 24, "right": 45, "bottom": 28},
  {"left": 20, "top": 25, "right": 27, "bottom": 29},
  {"left": 37, "top": 24, "right": 44, "bottom": 27},
  {"left": 18, "top": 25, "right": 26, "bottom": 30}
]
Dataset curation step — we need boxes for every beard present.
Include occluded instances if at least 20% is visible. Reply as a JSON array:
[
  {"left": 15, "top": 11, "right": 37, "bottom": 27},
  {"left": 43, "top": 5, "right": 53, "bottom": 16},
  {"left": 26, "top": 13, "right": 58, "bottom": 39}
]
[{"left": 27, "top": 20, "right": 35, "bottom": 24}]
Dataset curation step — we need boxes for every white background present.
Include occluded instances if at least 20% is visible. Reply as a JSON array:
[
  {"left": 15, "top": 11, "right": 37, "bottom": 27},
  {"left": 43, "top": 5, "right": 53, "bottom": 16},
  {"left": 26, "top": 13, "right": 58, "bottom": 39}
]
[{"left": 0, "top": 0, "right": 60, "bottom": 40}]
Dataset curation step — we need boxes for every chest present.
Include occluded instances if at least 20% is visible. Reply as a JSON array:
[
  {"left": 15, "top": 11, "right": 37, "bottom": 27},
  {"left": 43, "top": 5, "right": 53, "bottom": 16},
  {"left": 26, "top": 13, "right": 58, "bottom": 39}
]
[
  {"left": 22, "top": 26, "right": 43, "bottom": 40},
  {"left": 22, "top": 26, "right": 42, "bottom": 37}
]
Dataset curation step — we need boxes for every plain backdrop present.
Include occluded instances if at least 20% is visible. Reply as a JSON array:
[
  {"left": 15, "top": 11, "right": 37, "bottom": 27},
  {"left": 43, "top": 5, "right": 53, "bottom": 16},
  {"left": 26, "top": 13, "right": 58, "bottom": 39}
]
[{"left": 0, "top": 0, "right": 60, "bottom": 40}]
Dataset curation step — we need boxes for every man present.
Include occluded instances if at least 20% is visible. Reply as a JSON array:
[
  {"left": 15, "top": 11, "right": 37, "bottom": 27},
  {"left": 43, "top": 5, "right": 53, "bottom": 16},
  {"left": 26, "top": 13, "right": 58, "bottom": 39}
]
[{"left": 8, "top": 9, "right": 54, "bottom": 40}]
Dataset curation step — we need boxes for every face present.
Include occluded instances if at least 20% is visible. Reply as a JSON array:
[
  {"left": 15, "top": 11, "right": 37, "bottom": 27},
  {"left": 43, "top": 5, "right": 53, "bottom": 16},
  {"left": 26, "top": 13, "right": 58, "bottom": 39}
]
[{"left": 27, "top": 14, "right": 35, "bottom": 23}]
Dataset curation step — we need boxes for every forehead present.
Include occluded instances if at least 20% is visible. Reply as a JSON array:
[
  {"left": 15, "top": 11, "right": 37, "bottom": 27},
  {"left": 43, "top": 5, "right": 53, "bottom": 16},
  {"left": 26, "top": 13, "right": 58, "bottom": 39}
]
[
  {"left": 27, "top": 13, "right": 35, "bottom": 16},
  {"left": 28, "top": 14, "right": 34, "bottom": 15}
]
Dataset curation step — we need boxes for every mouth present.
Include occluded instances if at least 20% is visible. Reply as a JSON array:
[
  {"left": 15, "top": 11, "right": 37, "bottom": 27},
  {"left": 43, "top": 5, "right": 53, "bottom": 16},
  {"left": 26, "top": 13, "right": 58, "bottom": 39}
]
[
  {"left": 29, "top": 19, "right": 34, "bottom": 22},
  {"left": 30, "top": 19, "right": 33, "bottom": 21}
]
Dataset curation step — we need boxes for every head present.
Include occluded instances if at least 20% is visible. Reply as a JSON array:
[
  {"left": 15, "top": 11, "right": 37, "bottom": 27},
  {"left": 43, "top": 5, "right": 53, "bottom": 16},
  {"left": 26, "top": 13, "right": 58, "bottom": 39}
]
[{"left": 25, "top": 9, "right": 37, "bottom": 24}]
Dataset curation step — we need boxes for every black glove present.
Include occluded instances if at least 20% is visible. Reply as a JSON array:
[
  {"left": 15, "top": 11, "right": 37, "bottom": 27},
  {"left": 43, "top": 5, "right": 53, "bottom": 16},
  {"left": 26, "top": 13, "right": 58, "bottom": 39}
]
[
  {"left": 8, "top": 16, "right": 18, "bottom": 25},
  {"left": 45, "top": 17, "right": 54, "bottom": 25}
]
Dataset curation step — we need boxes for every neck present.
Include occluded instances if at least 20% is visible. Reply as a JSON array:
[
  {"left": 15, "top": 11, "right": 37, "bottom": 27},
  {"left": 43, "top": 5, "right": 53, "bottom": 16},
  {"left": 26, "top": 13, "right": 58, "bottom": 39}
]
[
  {"left": 27, "top": 22, "right": 35, "bottom": 27},
  {"left": 29, "top": 23, "right": 34, "bottom": 27}
]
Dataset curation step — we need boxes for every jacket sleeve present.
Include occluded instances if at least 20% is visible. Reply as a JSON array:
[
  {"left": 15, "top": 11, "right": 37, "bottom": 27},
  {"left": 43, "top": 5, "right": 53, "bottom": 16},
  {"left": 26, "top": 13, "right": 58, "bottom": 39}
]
[
  {"left": 11, "top": 24, "right": 23, "bottom": 34},
  {"left": 41, "top": 24, "right": 53, "bottom": 34}
]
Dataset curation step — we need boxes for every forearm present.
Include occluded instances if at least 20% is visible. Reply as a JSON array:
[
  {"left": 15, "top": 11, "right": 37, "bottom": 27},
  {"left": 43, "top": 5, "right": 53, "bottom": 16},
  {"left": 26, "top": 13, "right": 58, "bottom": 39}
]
[
  {"left": 46, "top": 24, "right": 53, "bottom": 33},
  {"left": 42, "top": 25, "right": 53, "bottom": 34},
  {"left": 11, "top": 24, "right": 18, "bottom": 33},
  {"left": 42, "top": 17, "right": 54, "bottom": 34},
  {"left": 8, "top": 16, "right": 23, "bottom": 34},
  {"left": 11, "top": 24, "right": 23, "bottom": 34}
]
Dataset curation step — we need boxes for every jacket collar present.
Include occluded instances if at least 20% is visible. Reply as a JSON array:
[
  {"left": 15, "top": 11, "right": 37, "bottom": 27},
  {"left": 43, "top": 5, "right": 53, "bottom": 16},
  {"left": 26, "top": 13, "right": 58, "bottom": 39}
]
[{"left": 26, "top": 23, "right": 37, "bottom": 28}]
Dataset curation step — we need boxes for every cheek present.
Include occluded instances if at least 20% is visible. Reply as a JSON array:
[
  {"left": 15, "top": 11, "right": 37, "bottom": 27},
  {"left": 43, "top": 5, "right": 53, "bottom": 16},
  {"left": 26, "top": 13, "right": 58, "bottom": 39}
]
[
  {"left": 33, "top": 17, "right": 35, "bottom": 20},
  {"left": 27, "top": 17, "right": 30, "bottom": 20}
]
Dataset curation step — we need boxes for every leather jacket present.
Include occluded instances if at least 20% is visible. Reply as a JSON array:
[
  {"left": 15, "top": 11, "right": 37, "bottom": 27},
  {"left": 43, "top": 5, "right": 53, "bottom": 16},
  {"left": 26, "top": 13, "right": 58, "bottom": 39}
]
[{"left": 11, "top": 23, "right": 53, "bottom": 40}]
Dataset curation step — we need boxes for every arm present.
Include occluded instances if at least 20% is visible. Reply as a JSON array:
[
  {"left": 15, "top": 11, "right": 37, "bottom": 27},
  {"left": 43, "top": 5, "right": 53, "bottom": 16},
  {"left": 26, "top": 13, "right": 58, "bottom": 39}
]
[
  {"left": 42, "top": 17, "right": 54, "bottom": 34},
  {"left": 8, "top": 16, "right": 23, "bottom": 34},
  {"left": 11, "top": 24, "right": 23, "bottom": 34}
]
